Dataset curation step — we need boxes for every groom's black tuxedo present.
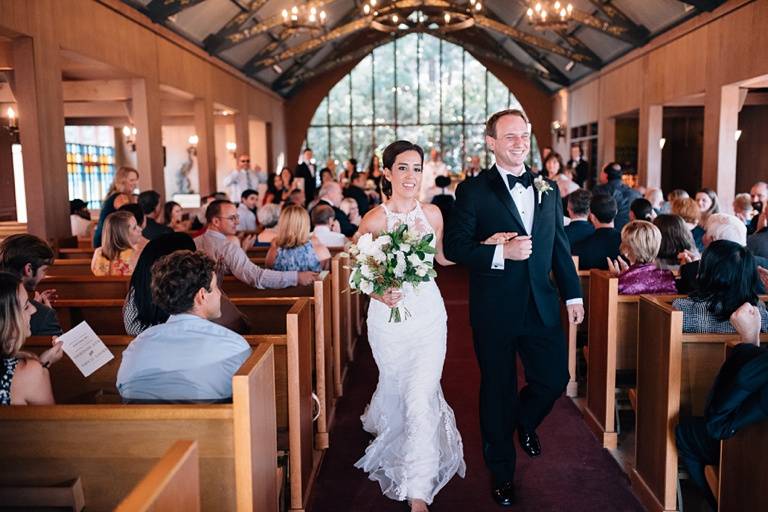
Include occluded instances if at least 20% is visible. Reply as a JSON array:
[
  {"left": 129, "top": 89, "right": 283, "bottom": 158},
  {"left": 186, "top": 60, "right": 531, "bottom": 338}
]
[{"left": 444, "top": 164, "right": 581, "bottom": 484}]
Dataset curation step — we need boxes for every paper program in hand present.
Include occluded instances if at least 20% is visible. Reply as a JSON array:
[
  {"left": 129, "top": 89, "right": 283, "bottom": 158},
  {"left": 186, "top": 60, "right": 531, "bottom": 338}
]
[{"left": 58, "top": 321, "right": 115, "bottom": 377}]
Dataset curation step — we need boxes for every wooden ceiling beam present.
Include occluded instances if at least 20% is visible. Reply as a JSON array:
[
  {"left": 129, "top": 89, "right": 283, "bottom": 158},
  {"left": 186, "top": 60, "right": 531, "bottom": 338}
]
[
  {"left": 144, "top": 0, "right": 207, "bottom": 23},
  {"left": 586, "top": 1, "right": 650, "bottom": 46},
  {"left": 202, "top": 0, "right": 271, "bottom": 54},
  {"left": 678, "top": 1, "right": 725, "bottom": 12}
]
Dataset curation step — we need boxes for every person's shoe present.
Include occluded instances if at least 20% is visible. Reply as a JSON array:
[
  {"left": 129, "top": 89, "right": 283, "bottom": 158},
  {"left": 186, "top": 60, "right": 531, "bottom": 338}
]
[
  {"left": 491, "top": 481, "right": 516, "bottom": 507},
  {"left": 518, "top": 429, "right": 541, "bottom": 457}
]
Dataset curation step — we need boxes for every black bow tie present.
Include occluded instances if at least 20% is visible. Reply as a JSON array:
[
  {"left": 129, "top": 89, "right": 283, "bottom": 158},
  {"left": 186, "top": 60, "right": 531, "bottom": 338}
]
[{"left": 506, "top": 172, "right": 532, "bottom": 189}]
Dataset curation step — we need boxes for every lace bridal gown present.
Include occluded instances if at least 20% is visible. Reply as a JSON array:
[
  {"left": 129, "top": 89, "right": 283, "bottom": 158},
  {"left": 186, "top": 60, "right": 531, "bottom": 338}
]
[{"left": 354, "top": 202, "right": 466, "bottom": 505}]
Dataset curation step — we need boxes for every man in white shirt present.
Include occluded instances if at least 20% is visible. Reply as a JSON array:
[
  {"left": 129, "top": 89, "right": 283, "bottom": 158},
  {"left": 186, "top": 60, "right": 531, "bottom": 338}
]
[
  {"left": 116, "top": 250, "right": 251, "bottom": 401},
  {"left": 311, "top": 204, "right": 348, "bottom": 248},
  {"left": 223, "top": 154, "right": 259, "bottom": 203},
  {"left": 195, "top": 200, "right": 316, "bottom": 288},
  {"left": 420, "top": 147, "right": 449, "bottom": 202},
  {"left": 236, "top": 189, "right": 258, "bottom": 233}
]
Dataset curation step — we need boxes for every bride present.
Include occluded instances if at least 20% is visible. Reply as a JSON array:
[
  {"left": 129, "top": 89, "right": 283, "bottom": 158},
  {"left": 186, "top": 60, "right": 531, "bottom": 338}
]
[{"left": 353, "top": 140, "right": 466, "bottom": 512}]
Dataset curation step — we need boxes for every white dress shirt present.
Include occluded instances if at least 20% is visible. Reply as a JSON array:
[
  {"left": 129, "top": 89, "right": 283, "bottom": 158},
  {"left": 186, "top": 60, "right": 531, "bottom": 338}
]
[
  {"left": 236, "top": 203, "right": 258, "bottom": 232},
  {"left": 223, "top": 169, "right": 260, "bottom": 203},
  {"left": 312, "top": 225, "right": 348, "bottom": 248},
  {"left": 490, "top": 165, "right": 582, "bottom": 306}
]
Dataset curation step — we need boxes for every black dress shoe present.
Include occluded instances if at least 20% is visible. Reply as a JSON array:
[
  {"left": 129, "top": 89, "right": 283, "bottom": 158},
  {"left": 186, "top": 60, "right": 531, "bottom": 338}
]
[
  {"left": 492, "top": 481, "right": 516, "bottom": 507},
  {"left": 518, "top": 429, "right": 541, "bottom": 457}
]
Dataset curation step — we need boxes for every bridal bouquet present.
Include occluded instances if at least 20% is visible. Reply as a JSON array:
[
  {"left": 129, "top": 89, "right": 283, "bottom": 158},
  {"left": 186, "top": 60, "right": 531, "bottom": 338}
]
[{"left": 347, "top": 224, "right": 437, "bottom": 322}]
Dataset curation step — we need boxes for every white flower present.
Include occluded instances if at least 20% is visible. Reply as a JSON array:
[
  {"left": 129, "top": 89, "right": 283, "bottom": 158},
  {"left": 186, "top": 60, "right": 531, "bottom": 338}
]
[
  {"left": 394, "top": 252, "right": 407, "bottom": 278},
  {"left": 375, "top": 235, "right": 391, "bottom": 248},
  {"left": 356, "top": 233, "right": 375, "bottom": 255},
  {"left": 408, "top": 254, "right": 422, "bottom": 267},
  {"left": 416, "top": 266, "right": 427, "bottom": 277},
  {"left": 533, "top": 175, "right": 553, "bottom": 205},
  {"left": 360, "top": 264, "right": 374, "bottom": 279},
  {"left": 360, "top": 280, "right": 374, "bottom": 295},
  {"left": 399, "top": 243, "right": 411, "bottom": 253}
]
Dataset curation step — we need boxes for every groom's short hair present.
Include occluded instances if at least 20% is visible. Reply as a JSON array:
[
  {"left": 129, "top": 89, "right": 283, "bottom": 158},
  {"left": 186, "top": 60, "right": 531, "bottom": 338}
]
[{"left": 485, "top": 109, "right": 530, "bottom": 138}]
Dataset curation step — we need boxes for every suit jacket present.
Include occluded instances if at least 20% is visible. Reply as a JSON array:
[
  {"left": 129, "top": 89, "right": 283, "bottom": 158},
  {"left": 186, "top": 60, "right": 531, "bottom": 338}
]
[
  {"left": 142, "top": 218, "right": 173, "bottom": 241},
  {"left": 444, "top": 165, "right": 581, "bottom": 329},
  {"left": 343, "top": 185, "right": 370, "bottom": 216},
  {"left": 567, "top": 158, "right": 590, "bottom": 188},
  {"left": 592, "top": 179, "right": 641, "bottom": 231},
  {"left": 571, "top": 228, "right": 621, "bottom": 270},
  {"left": 747, "top": 228, "right": 768, "bottom": 258},
  {"left": 312, "top": 199, "right": 357, "bottom": 237},
  {"left": 294, "top": 162, "right": 317, "bottom": 205},
  {"left": 30, "top": 299, "right": 62, "bottom": 336},
  {"left": 564, "top": 219, "right": 595, "bottom": 248}
]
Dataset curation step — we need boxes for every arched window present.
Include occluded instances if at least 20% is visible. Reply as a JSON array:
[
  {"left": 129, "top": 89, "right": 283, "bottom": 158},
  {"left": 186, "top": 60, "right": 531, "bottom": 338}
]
[{"left": 304, "top": 33, "right": 540, "bottom": 173}]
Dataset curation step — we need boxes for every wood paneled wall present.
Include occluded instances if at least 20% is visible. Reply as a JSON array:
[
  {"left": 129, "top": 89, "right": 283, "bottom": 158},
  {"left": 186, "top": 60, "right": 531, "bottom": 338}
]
[{"left": 735, "top": 104, "right": 768, "bottom": 193}]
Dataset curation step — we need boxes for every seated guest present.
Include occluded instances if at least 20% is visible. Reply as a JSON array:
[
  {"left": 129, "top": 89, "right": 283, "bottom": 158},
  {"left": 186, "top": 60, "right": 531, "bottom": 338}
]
[
  {"left": 266, "top": 205, "right": 329, "bottom": 272},
  {"left": 0, "top": 234, "right": 62, "bottom": 335},
  {"left": 672, "top": 197, "right": 705, "bottom": 253},
  {"left": 564, "top": 189, "right": 594, "bottom": 247},
  {"left": 163, "top": 201, "right": 188, "bottom": 232},
  {"left": 629, "top": 197, "right": 655, "bottom": 221},
  {"left": 236, "top": 189, "right": 259, "bottom": 233},
  {"left": 431, "top": 175, "right": 455, "bottom": 224},
  {"left": 264, "top": 170, "right": 290, "bottom": 205},
  {"left": 696, "top": 188, "right": 720, "bottom": 227},
  {"left": 285, "top": 188, "right": 306, "bottom": 208},
  {"left": 116, "top": 251, "right": 252, "bottom": 401},
  {"left": 195, "top": 200, "right": 316, "bottom": 288},
  {"left": 592, "top": 162, "right": 641, "bottom": 231},
  {"left": 94, "top": 166, "right": 139, "bottom": 248},
  {"left": 340, "top": 197, "right": 361, "bottom": 226},
  {"left": 672, "top": 240, "right": 768, "bottom": 333},
  {"left": 311, "top": 204, "right": 348, "bottom": 249},
  {"left": 733, "top": 192, "right": 755, "bottom": 230},
  {"left": 320, "top": 168, "right": 335, "bottom": 185},
  {"left": 749, "top": 181, "right": 768, "bottom": 234},
  {"left": 572, "top": 194, "right": 621, "bottom": 270},
  {"left": 675, "top": 301, "right": 768, "bottom": 510},
  {"left": 313, "top": 182, "right": 357, "bottom": 237},
  {"left": 256, "top": 203, "right": 281, "bottom": 246},
  {"left": 542, "top": 153, "right": 578, "bottom": 198},
  {"left": 138, "top": 190, "right": 173, "bottom": 241},
  {"left": 0, "top": 272, "right": 63, "bottom": 405},
  {"left": 653, "top": 214, "right": 698, "bottom": 271},
  {"left": 645, "top": 188, "right": 664, "bottom": 214},
  {"left": 343, "top": 171, "right": 371, "bottom": 216},
  {"left": 606, "top": 221, "right": 676, "bottom": 295},
  {"left": 747, "top": 207, "right": 768, "bottom": 258},
  {"left": 91, "top": 211, "right": 144, "bottom": 276},
  {"left": 69, "top": 199, "right": 93, "bottom": 238}
]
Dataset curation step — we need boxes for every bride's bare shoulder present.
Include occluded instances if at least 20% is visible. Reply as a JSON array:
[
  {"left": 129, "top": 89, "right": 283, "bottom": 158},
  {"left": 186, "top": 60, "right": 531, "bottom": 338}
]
[
  {"left": 420, "top": 203, "right": 444, "bottom": 227},
  {"left": 357, "top": 205, "right": 387, "bottom": 235}
]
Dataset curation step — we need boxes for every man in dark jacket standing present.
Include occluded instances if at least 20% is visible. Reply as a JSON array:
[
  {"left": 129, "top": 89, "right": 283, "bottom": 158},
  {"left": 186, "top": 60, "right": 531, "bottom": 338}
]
[
  {"left": 592, "top": 162, "right": 641, "bottom": 231},
  {"left": 295, "top": 148, "right": 317, "bottom": 207}
]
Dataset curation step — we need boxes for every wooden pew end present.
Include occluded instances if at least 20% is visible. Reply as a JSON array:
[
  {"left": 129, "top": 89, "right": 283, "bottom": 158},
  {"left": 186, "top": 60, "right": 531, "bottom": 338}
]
[{"left": 0, "top": 476, "right": 86, "bottom": 511}]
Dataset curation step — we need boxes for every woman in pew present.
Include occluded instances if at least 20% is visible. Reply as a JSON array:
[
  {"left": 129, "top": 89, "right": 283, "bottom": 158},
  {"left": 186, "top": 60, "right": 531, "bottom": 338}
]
[
  {"left": 93, "top": 166, "right": 139, "bottom": 248},
  {"left": 606, "top": 220, "right": 677, "bottom": 295},
  {"left": 0, "top": 272, "right": 63, "bottom": 405},
  {"left": 265, "top": 205, "right": 330, "bottom": 271},
  {"left": 91, "top": 211, "right": 144, "bottom": 276},
  {"left": 123, "top": 233, "right": 250, "bottom": 336},
  {"left": 672, "top": 240, "right": 768, "bottom": 333},
  {"left": 117, "top": 251, "right": 251, "bottom": 401},
  {"left": 653, "top": 213, "right": 698, "bottom": 272},
  {"left": 163, "top": 201, "right": 189, "bottom": 232}
]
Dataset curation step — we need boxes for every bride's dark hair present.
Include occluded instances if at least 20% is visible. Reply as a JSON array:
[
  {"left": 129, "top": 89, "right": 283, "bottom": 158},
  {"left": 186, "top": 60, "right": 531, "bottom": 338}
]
[{"left": 381, "top": 140, "right": 424, "bottom": 198}]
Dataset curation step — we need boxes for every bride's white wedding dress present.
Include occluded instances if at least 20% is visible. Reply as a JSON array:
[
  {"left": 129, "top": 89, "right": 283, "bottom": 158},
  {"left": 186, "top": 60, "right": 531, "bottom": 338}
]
[{"left": 355, "top": 201, "right": 466, "bottom": 505}]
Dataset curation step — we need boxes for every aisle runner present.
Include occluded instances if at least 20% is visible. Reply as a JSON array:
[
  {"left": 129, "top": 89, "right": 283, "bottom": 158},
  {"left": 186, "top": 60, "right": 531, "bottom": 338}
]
[{"left": 308, "top": 266, "right": 644, "bottom": 511}]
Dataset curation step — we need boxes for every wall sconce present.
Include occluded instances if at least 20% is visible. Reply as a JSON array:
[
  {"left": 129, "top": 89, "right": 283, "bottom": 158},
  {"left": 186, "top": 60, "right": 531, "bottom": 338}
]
[
  {"left": 226, "top": 141, "right": 237, "bottom": 154},
  {"left": 188, "top": 134, "right": 199, "bottom": 156},
  {"left": 659, "top": 137, "right": 666, "bottom": 150},
  {"left": 735, "top": 129, "right": 742, "bottom": 141},
  {"left": 551, "top": 120, "right": 566, "bottom": 141},
  {"left": 4, "top": 106, "right": 19, "bottom": 144},
  {"left": 122, "top": 125, "right": 137, "bottom": 151}
]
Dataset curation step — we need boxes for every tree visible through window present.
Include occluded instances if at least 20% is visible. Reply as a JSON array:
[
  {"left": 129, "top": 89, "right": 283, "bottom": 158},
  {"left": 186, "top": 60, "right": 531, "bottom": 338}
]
[{"left": 304, "top": 33, "right": 541, "bottom": 173}]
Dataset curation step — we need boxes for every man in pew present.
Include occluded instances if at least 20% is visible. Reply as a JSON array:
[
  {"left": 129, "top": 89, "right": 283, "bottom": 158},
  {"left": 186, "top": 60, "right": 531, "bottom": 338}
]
[
  {"left": 564, "top": 189, "right": 594, "bottom": 247},
  {"left": 571, "top": 194, "right": 621, "bottom": 270},
  {"left": 138, "top": 190, "right": 173, "bottom": 241},
  {"left": 116, "top": 250, "right": 251, "bottom": 401},
  {"left": 312, "top": 182, "right": 357, "bottom": 237},
  {"left": 195, "top": 200, "right": 316, "bottom": 288},
  {"left": 675, "top": 302, "right": 768, "bottom": 510},
  {"left": 311, "top": 204, "right": 348, "bottom": 249},
  {"left": 0, "top": 235, "right": 62, "bottom": 336}
]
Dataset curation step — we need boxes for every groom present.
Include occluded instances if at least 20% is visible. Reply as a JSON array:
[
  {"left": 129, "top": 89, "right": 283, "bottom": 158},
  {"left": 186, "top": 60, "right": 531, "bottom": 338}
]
[{"left": 444, "top": 109, "right": 583, "bottom": 506}]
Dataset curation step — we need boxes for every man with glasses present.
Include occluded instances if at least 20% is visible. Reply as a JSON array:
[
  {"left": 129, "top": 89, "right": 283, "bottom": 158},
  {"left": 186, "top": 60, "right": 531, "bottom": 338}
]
[
  {"left": 195, "top": 200, "right": 317, "bottom": 289},
  {"left": 223, "top": 154, "right": 259, "bottom": 204}
]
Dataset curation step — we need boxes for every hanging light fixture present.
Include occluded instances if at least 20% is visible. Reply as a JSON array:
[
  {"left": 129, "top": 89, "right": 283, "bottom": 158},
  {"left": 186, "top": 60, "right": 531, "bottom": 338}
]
[
  {"left": 122, "top": 125, "right": 137, "bottom": 151},
  {"left": 281, "top": 3, "right": 327, "bottom": 32},
  {"left": 526, "top": 1, "right": 573, "bottom": 31},
  {"left": 363, "top": 0, "right": 482, "bottom": 33}
]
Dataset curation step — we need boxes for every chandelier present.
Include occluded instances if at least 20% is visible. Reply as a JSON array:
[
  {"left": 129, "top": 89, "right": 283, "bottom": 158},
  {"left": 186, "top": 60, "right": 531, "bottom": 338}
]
[
  {"left": 281, "top": 4, "right": 327, "bottom": 31},
  {"left": 361, "top": 0, "right": 483, "bottom": 33},
  {"left": 526, "top": 1, "right": 573, "bottom": 31}
]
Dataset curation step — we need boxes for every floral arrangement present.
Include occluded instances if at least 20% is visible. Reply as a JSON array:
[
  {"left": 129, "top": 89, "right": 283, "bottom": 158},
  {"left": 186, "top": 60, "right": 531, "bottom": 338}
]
[{"left": 348, "top": 224, "right": 437, "bottom": 322}]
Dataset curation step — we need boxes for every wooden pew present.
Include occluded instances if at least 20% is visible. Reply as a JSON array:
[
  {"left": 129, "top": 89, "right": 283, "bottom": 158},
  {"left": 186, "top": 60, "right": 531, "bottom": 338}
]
[
  {"left": 115, "top": 440, "right": 201, "bottom": 512},
  {"left": 630, "top": 295, "right": 766, "bottom": 512},
  {"left": 717, "top": 420, "right": 768, "bottom": 511},
  {"left": 34, "top": 298, "right": 321, "bottom": 512},
  {"left": 559, "top": 260, "right": 589, "bottom": 398},
  {"left": 0, "top": 345, "right": 278, "bottom": 512},
  {"left": 46, "top": 257, "right": 267, "bottom": 277},
  {"left": 331, "top": 253, "right": 353, "bottom": 397}
]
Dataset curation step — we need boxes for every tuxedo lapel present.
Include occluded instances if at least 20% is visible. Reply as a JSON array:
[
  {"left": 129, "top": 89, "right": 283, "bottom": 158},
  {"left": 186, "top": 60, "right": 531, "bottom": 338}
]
[{"left": 489, "top": 165, "right": 527, "bottom": 235}]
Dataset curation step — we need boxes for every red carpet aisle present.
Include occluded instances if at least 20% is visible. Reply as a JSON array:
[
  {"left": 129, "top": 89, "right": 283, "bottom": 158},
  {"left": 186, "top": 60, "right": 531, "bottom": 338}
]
[{"left": 308, "top": 266, "right": 645, "bottom": 511}]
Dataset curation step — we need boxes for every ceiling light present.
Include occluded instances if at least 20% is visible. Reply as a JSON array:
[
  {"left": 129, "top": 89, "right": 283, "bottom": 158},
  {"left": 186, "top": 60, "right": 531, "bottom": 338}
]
[
  {"left": 564, "top": 60, "right": 575, "bottom": 71},
  {"left": 272, "top": 64, "right": 283, "bottom": 74}
]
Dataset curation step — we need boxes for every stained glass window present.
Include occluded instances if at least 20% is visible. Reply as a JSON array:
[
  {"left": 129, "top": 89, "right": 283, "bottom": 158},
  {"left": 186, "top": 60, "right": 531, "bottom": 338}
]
[
  {"left": 66, "top": 143, "right": 116, "bottom": 209},
  {"left": 304, "top": 33, "right": 541, "bottom": 173}
]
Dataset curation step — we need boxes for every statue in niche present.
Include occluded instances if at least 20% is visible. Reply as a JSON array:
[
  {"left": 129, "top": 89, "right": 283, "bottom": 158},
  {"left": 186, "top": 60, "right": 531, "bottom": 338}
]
[{"left": 175, "top": 146, "right": 195, "bottom": 194}]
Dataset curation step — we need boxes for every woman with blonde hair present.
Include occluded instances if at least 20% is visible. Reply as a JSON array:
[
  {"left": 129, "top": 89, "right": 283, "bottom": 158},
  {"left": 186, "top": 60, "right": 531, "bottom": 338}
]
[
  {"left": 91, "top": 211, "right": 144, "bottom": 276},
  {"left": 607, "top": 220, "right": 677, "bottom": 295},
  {"left": 94, "top": 166, "right": 139, "bottom": 248},
  {"left": 265, "top": 205, "right": 329, "bottom": 272},
  {"left": 0, "top": 272, "right": 63, "bottom": 405}
]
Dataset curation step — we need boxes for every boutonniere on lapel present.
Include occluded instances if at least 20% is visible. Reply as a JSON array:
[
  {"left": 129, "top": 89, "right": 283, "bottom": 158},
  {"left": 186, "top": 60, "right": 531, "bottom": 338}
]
[{"left": 533, "top": 175, "right": 553, "bottom": 205}]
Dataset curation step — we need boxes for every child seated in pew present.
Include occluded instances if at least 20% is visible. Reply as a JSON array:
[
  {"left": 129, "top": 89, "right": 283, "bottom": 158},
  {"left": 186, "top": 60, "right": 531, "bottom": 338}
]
[
  {"left": 116, "top": 250, "right": 251, "bottom": 401},
  {"left": 672, "top": 240, "right": 768, "bottom": 333},
  {"left": 91, "top": 211, "right": 144, "bottom": 276},
  {"left": 675, "top": 302, "right": 768, "bottom": 510},
  {"left": 606, "top": 220, "right": 677, "bottom": 295},
  {"left": 123, "top": 233, "right": 250, "bottom": 336},
  {"left": 0, "top": 272, "right": 63, "bottom": 405},
  {"left": 265, "top": 205, "right": 330, "bottom": 272}
]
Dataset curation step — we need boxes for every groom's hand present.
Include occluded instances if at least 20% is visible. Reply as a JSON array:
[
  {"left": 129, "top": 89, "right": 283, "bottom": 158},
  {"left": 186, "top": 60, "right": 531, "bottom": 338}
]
[
  {"left": 567, "top": 304, "right": 584, "bottom": 325},
  {"left": 503, "top": 235, "right": 532, "bottom": 260}
]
